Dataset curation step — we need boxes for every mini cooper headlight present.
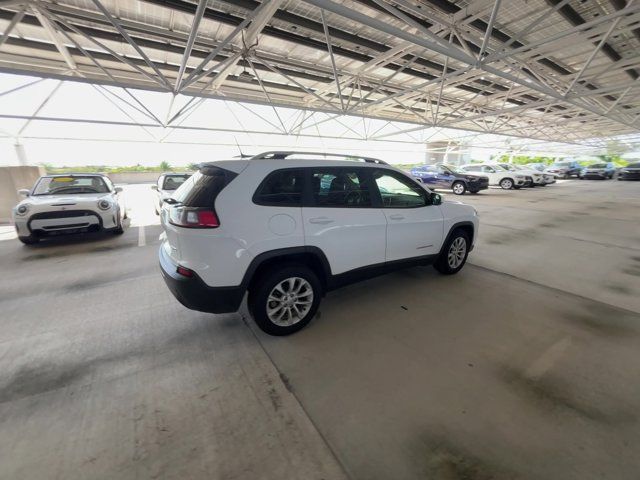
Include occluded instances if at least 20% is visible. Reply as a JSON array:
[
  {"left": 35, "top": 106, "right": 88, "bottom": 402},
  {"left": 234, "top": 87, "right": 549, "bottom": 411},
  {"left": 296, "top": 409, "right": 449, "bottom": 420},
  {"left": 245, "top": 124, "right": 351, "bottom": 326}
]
[
  {"left": 98, "top": 199, "right": 111, "bottom": 210},
  {"left": 16, "top": 204, "right": 29, "bottom": 216}
]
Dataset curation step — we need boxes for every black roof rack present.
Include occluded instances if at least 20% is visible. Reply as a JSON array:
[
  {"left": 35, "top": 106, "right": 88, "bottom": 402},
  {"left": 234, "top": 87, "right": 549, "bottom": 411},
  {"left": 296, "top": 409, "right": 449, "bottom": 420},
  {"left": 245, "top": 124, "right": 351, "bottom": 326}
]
[{"left": 249, "top": 151, "right": 388, "bottom": 165}]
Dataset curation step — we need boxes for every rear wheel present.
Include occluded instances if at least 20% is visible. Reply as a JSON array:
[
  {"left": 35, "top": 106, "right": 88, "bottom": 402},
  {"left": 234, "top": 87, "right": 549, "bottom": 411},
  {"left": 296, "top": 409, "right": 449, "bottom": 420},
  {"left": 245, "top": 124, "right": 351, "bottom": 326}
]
[
  {"left": 249, "top": 265, "right": 322, "bottom": 336},
  {"left": 434, "top": 230, "right": 470, "bottom": 275},
  {"left": 500, "top": 178, "right": 514, "bottom": 189},
  {"left": 452, "top": 181, "right": 466, "bottom": 195}
]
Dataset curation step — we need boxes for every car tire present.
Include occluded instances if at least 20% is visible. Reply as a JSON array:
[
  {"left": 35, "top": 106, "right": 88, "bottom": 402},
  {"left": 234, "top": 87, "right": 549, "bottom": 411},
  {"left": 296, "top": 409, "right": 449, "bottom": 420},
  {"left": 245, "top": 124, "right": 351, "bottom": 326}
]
[
  {"left": 452, "top": 181, "right": 466, "bottom": 195},
  {"left": 434, "top": 229, "right": 470, "bottom": 275},
  {"left": 113, "top": 215, "right": 125, "bottom": 235},
  {"left": 500, "top": 178, "right": 514, "bottom": 189},
  {"left": 249, "top": 264, "right": 322, "bottom": 336},
  {"left": 563, "top": 173, "right": 570, "bottom": 179},
  {"left": 18, "top": 235, "right": 39, "bottom": 245}
]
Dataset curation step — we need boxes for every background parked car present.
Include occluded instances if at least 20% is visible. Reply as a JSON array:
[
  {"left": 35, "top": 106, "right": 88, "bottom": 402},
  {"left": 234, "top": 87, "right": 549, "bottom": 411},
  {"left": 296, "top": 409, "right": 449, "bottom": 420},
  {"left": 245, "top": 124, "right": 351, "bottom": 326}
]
[
  {"left": 410, "top": 164, "right": 489, "bottom": 195},
  {"left": 495, "top": 163, "right": 552, "bottom": 186},
  {"left": 12, "top": 174, "right": 125, "bottom": 244},
  {"left": 460, "top": 163, "right": 527, "bottom": 189},
  {"left": 525, "top": 162, "right": 547, "bottom": 172},
  {"left": 545, "top": 161, "right": 582, "bottom": 179},
  {"left": 617, "top": 162, "right": 640, "bottom": 180},
  {"left": 579, "top": 162, "right": 616, "bottom": 179},
  {"left": 152, "top": 173, "right": 192, "bottom": 214}
]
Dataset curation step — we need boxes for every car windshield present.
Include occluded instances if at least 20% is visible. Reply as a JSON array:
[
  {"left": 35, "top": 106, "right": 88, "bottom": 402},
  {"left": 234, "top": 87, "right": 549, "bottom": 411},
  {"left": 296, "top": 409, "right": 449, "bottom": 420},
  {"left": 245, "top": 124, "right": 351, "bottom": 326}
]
[
  {"left": 552, "top": 162, "right": 571, "bottom": 167},
  {"left": 626, "top": 163, "right": 640, "bottom": 168},
  {"left": 32, "top": 176, "right": 109, "bottom": 195},
  {"left": 588, "top": 164, "right": 607, "bottom": 169},
  {"left": 500, "top": 164, "right": 518, "bottom": 171},
  {"left": 162, "top": 174, "right": 190, "bottom": 191},
  {"left": 442, "top": 165, "right": 464, "bottom": 174}
]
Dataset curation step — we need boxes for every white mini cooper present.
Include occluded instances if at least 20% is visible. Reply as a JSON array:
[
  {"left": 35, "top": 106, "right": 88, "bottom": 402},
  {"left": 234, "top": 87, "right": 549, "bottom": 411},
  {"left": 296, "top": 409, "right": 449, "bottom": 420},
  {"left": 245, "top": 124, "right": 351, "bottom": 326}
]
[{"left": 12, "top": 174, "right": 126, "bottom": 245}]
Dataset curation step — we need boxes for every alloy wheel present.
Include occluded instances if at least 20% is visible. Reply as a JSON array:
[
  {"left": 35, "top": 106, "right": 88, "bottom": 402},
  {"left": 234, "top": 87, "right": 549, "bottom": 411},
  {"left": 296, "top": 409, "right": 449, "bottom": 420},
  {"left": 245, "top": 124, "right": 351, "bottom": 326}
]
[
  {"left": 447, "top": 237, "right": 467, "bottom": 269},
  {"left": 266, "top": 277, "right": 314, "bottom": 326}
]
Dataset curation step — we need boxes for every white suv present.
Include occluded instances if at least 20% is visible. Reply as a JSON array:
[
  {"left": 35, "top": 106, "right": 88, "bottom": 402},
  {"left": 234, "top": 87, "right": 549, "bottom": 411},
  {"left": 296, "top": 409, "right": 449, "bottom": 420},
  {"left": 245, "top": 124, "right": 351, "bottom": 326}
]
[
  {"left": 460, "top": 163, "right": 527, "bottom": 189},
  {"left": 159, "top": 152, "right": 479, "bottom": 335}
]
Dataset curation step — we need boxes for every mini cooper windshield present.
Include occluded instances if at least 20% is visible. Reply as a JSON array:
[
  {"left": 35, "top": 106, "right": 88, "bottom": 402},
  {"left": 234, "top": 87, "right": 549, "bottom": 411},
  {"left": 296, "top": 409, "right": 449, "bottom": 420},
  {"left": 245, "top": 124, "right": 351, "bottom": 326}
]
[{"left": 33, "top": 176, "right": 110, "bottom": 195}]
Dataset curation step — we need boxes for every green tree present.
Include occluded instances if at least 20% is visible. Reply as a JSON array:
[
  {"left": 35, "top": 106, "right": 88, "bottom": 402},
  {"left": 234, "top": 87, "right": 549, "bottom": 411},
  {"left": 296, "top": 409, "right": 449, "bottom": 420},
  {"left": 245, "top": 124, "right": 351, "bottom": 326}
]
[{"left": 159, "top": 161, "right": 172, "bottom": 171}]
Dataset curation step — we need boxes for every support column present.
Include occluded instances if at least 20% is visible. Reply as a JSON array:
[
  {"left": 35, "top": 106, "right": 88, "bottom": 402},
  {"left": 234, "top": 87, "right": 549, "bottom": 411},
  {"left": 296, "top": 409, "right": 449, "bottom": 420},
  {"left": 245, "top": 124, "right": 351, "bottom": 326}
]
[{"left": 15, "top": 142, "right": 28, "bottom": 166}]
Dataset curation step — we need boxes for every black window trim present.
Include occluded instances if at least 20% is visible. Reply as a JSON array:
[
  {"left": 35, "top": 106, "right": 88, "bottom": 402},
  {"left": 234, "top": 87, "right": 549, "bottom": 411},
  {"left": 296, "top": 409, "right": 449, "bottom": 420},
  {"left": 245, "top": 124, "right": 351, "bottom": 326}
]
[{"left": 252, "top": 167, "right": 305, "bottom": 207}]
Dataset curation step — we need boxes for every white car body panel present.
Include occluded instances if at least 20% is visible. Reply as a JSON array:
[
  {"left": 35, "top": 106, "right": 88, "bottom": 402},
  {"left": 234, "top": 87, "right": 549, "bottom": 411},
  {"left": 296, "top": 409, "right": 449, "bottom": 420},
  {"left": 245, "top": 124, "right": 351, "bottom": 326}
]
[{"left": 160, "top": 159, "right": 478, "bottom": 288}]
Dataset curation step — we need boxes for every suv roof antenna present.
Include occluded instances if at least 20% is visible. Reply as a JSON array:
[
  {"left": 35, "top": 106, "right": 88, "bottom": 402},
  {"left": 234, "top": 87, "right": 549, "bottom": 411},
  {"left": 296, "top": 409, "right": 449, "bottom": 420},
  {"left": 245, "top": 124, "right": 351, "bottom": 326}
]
[{"left": 233, "top": 137, "right": 252, "bottom": 159}]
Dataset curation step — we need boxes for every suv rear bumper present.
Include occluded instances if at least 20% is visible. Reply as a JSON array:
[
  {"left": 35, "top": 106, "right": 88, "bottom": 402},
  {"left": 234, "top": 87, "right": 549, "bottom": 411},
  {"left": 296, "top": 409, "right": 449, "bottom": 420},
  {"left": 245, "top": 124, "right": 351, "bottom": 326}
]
[{"left": 159, "top": 246, "right": 244, "bottom": 314}]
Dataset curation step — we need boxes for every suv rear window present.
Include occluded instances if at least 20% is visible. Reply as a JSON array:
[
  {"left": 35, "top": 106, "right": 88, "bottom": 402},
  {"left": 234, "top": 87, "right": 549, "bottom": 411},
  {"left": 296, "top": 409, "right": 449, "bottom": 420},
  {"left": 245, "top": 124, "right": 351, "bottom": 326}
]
[
  {"left": 171, "top": 167, "right": 237, "bottom": 207},
  {"left": 253, "top": 169, "right": 304, "bottom": 206}
]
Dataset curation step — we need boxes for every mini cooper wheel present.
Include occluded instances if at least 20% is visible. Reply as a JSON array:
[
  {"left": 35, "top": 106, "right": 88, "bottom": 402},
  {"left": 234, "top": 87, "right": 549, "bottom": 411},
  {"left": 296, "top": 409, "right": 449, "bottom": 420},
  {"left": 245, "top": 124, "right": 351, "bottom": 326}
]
[
  {"left": 434, "top": 229, "right": 470, "bottom": 275},
  {"left": 499, "top": 178, "right": 514, "bottom": 190},
  {"left": 18, "top": 235, "right": 39, "bottom": 245},
  {"left": 249, "top": 265, "right": 321, "bottom": 336},
  {"left": 113, "top": 214, "right": 125, "bottom": 235},
  {"left": 452, "top": 181, "right": 466, "bottom": 195}
]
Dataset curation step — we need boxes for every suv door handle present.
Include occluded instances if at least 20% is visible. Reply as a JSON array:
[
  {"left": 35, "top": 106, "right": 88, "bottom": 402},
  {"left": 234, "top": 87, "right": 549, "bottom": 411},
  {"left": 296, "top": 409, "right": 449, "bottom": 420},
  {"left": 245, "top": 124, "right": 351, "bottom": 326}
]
[
  {"left": 309, "top": 217, "right": 334, "bottom": 225},
  {"left": 389, "top": 214, "right": 405, "bottom": 220}
]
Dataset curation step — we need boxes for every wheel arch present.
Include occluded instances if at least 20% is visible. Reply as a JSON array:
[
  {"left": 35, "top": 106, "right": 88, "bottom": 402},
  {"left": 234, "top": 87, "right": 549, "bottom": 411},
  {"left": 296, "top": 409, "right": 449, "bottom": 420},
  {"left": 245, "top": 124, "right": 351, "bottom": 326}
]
[
  {"left": 439, "top": 221, "right": 475, "bottom": 256},
  {"left": 242, "top": 246, "right": 332, "bottom": 294}
]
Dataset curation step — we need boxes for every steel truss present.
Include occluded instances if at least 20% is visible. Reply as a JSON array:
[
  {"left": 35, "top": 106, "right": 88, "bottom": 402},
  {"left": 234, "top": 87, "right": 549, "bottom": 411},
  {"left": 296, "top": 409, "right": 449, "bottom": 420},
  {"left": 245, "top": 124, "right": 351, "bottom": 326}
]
[{"left": 0, "top": 0, "right": 638, "bottom": 150}]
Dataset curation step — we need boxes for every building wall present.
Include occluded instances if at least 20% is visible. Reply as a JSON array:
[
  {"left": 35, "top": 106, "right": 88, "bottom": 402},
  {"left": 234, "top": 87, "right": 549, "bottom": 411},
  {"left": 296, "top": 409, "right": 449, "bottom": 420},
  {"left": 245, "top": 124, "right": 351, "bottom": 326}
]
[{"left": 0, "top": 166, "right": 45, "bottom": 223}]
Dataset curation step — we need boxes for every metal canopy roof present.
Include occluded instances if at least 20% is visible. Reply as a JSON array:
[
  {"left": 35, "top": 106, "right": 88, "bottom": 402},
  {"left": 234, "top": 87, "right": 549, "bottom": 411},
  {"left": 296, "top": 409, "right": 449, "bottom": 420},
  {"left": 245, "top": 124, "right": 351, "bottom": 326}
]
[{"left": 1, "top": 0, "right": 640, "bottom": 147}]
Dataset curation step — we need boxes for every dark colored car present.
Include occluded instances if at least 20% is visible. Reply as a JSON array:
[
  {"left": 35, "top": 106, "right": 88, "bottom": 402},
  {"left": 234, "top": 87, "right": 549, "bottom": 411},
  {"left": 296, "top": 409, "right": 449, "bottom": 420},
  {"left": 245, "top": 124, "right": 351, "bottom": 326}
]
[
  {"left": 618, "top": 162, "right": 640, "bottom": 181},
  {"left": 410, "top": 164, "right": 489, "bottom": 195},
  {"left": 545, "top": 161, "right": 582, "bottom": 179},
  {"left": 579, "top": 163, "right": 616, "bottom": 179}
]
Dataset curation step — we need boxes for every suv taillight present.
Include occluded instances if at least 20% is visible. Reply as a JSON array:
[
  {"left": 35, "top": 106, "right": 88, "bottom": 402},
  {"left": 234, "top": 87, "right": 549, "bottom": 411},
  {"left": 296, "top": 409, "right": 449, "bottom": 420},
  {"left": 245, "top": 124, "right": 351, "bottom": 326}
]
[{"left": 169, "top": 206, "right": 219, "bottom": 228}]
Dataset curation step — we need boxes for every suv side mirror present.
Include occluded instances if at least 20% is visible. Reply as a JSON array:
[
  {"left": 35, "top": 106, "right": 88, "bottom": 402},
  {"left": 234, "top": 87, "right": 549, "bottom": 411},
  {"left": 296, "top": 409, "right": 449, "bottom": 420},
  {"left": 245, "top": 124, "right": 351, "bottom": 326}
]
[
  {"left": 18, "top": 188, "right": 30, "bottom": 197},
  {"left": 114, "top": 186, "right": 123, "bottom": 193},
  {"left": 430, "top": 193, "right": 442, "bottom": 206},
  {"left": 151, "top": 185, "right": 158, "bottom": 190}
]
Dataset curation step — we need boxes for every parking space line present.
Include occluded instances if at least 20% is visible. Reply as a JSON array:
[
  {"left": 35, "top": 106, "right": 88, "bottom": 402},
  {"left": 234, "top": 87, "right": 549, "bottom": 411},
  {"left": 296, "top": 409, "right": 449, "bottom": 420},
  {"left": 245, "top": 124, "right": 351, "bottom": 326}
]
[
  {"left": 525, "top": 336, "right": 572, "bottom": 380},
  {"left": 138, "top": 225, "right": 146, "bottom": 247}
]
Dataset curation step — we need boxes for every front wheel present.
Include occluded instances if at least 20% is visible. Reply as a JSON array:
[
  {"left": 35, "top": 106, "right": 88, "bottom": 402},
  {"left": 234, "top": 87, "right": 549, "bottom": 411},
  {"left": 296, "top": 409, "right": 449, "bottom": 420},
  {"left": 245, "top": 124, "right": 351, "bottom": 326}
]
[
  {"left": 452, "top": 181, "right": 466, "bottom": 195},
  {"left": 500, "top": 178, "right": 514, "bottom": 190},
  {"left": 18, "top": 235, "right": 39, "bottom": 245},
  {"left": 249, "top": 265, "right": 322, "bottom": 336},
  {"left": 434, "top": 230, "right": 470, "bottom": 275}
]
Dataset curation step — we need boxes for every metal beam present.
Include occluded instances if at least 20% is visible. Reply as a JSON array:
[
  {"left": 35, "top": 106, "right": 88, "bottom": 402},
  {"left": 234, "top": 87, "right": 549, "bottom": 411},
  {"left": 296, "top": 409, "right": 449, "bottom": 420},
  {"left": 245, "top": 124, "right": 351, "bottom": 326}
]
[
  {"left": 0, "top": 6, "right": 24, "bottom": 49},
  {"left": 208, "top": 0, "right": 285, "bottom": 90},
  {"left": 174, "top": 0, "right": 209, "bottom": 93},
  {"left": 90, "top": 0, "right": 172, "bottom": 89},
  {"left": 32, "top": 7, "right": 77, "bottom": 71}
]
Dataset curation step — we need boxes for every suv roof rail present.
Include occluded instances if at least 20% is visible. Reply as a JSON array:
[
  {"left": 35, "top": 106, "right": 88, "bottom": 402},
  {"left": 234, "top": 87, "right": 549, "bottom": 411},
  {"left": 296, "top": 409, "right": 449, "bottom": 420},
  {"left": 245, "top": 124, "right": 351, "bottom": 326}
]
[{"left": 249, "top": 151, "right": 388, "bottom": 165}]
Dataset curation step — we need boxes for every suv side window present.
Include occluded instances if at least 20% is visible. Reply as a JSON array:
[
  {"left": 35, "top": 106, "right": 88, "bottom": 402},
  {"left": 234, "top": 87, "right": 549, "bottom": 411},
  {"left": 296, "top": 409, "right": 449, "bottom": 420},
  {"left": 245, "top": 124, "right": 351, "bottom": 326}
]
[
  {"left": 253, "top": 169, "right": 304, "bottom": 206},
  {"left": 309, "top": 169, "right": 372, "bottom": 207},
  {"left": 464, "top": 165, "right": 480, "bottom": 172},
  {"left": 372, "top": 170, "right": 426, "bottom": 208},
  {"left": 482, "top": 166, "right": 496, "bottom": 173}
]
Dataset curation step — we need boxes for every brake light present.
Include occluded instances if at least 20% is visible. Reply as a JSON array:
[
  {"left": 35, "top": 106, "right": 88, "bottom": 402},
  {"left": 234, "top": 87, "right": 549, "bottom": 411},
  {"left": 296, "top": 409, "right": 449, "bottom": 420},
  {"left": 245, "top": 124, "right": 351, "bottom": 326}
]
[
  {"left": 177, "top": 266, "right": 194, "bottom": 277},
  {"left": 169, "top": 206, "right": 219, "bottom": 228}
]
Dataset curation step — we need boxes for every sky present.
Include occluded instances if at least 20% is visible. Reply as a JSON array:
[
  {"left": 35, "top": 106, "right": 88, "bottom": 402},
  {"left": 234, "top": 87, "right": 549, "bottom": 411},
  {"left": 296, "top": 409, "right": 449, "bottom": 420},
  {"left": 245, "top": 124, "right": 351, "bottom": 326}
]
[{"left": 2, "top": 73, "right": 632, "bottom": 168}]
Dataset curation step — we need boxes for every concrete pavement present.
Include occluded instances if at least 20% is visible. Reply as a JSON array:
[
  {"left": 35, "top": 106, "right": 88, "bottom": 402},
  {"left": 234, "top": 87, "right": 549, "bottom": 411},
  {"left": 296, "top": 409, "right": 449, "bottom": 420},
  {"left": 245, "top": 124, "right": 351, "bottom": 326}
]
[{"left": 0, "top": 179, "right": 639, "bottom": 480}]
